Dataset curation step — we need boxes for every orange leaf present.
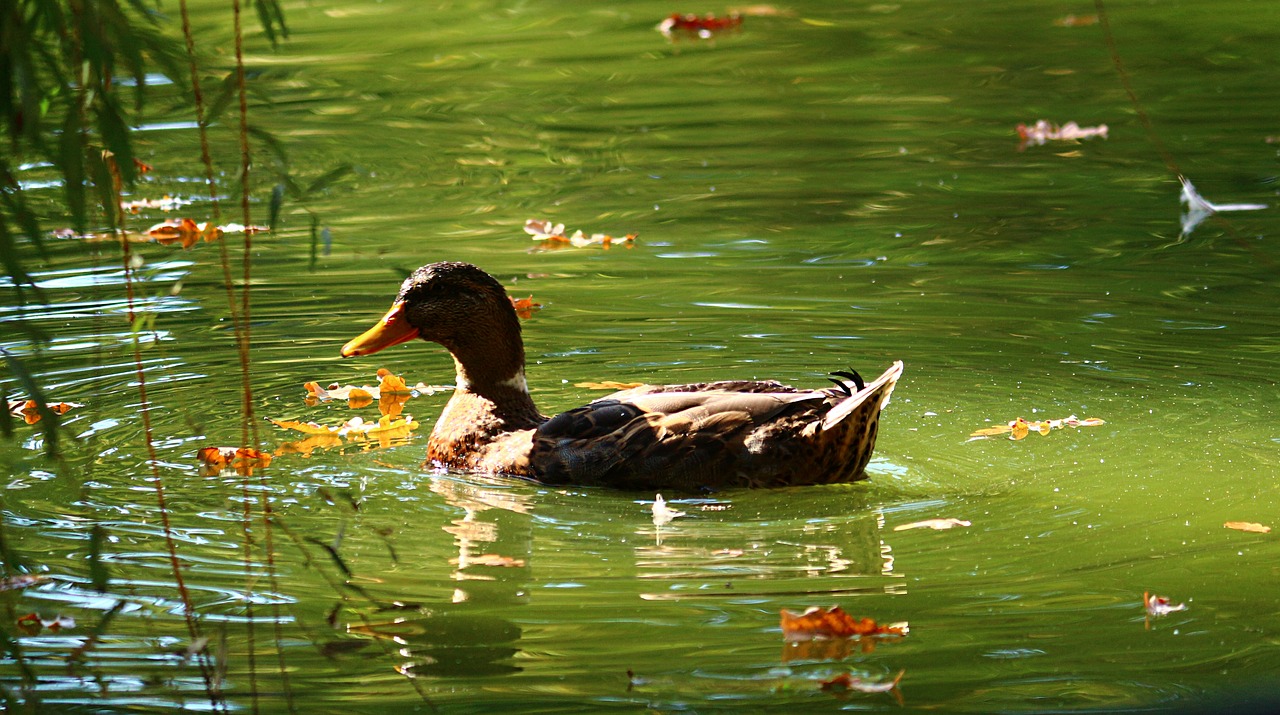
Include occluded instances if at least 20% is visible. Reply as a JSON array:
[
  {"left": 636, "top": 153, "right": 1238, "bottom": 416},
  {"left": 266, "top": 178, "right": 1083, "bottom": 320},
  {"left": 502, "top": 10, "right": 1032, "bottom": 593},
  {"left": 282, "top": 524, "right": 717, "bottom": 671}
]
[
  {"left": 510, "top": 295, "right": 542, "bottom": 320},
  {"left": 232, "top": 448, "right": 272, "bottom": 474},
  {"left": 1225, "top": 521, "right": 1270, "bottom": 534},
  {"left": 196, "top": 446, "right": 234, "bottom": 469},
  {"left": 1010, "top": 418, "right": 1030, "bottom": 440},
  {"left": 8, "top": 399, "right": 83, "bottom": 424},
  {"left": 197, "top": 446, "right": 271, "bottom": 475},
  {"left": 347, "top": 388, "right": 373, "bottom": 409},
  {"left": 376, "top": 369, "right": 410, "bottom": 394},
  {"left": 780, "top": 606, "right": 907, "bottom": 641}
]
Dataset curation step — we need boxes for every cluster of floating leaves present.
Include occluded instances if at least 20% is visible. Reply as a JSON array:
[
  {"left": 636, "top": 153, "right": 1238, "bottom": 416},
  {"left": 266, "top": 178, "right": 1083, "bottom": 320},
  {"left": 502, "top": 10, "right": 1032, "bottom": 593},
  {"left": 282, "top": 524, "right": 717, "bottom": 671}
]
[
  {"left": 303, "top": 369, "right": 450, "bottom": 408},
  {"left": 121, "top": 195, "right": 191, "bottom": 213},
  {"left": 195, "top": 369, "right": 451, "bottom": 472},
  {"left": 276, "top": 369, "right": 439, "bottom": 455},
  {"left": 1016, "top": 120, "right": 1109, "bottom": 149},
  {"left": 7, "top": 399, "right": 82, "bottom": 425},
  {"left": 52, "top": 160, "right": 267, "bottom": 247},
  {"left": 524, "top": 219, "right": 636, "bottom": 250},
  {"left": 195, "top": 446, "right": 273, "bottom": 476},
  {"left": 781, "top": 606, "right": 908, "bottom": 700},
  {"left": 969, "top": 415, "right": 1105, "bottom": 440},
  {"left": 655, "top": 6, "right": 793, "bottom": 41},
  {"left": 634, "top": 497, "right": 909, "bottom": 698}
]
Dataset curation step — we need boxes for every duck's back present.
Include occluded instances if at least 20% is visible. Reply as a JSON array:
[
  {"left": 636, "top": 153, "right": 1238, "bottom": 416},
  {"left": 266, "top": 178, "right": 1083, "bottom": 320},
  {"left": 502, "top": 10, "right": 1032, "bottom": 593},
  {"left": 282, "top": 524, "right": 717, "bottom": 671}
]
[{"left": 528, "top": 365, "right": 900, "bottom": 490}]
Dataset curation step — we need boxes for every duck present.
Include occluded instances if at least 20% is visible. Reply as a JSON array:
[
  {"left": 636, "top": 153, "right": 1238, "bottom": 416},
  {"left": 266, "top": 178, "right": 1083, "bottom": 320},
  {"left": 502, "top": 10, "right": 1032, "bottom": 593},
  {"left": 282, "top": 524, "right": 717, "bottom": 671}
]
[{"left": 340, "top": 261, "right": 903, "bottom": 490}]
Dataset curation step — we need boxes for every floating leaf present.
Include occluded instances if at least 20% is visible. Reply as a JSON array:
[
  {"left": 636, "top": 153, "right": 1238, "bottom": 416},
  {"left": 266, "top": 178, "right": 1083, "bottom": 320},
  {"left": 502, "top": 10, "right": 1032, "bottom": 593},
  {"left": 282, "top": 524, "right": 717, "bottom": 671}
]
[
  {"left": 893, "top": 518, "right": 970, "bottom": 532},
  {"left": 969, "top": 415, "right": 1105, "bottom": 440},
  {"left": 821, "top": 670, "right": 905, "bottom": 699},
  {"left": 376, "top": 368, "right": 410, "bottom": 395},
  {"left": 1016, "top": 120, "right": 1109, "bottom": 149},
  {"left": 575, "top": 380, "right": 646, "bottom": 390},
  {"left": 146, "top": 218, "right": 222, "bottom": 248},
  {"left": 196, "top": 446, "right": 273, "bottom": 475},
  {"left": 268, "top": 419, "right": 340, "bottom": 436},
  {"left": 657, "top": 12, "right": 743, "bottom": 39},
  {"left": 8, "top": 400, "right": 83, "bottom": 425},
  {"left": 1143, "top": 591, "right": 1187, "bottom": 618},
  {"left": 0, "top": 574, "right": 47, "bottom": 592},
  {"left": 450, "top": 554, "right": 526, "bottom": 568},
  {"left": 780, "top": 606, "right": 907, "bottom": 642},
  {"left": 652, "top": 493, "right": 685, "bottom": 526},
  {"left": 510, "top": 295, "right": 542, "bottom": 320},
  {"left": 1224, "top": 521, "right": 1270, "bottom": 534},
  {"left": 15, "top": 613, "right": 43, "bottom": 636},
  {"left": 270, "top": 415, "right": 419, "bottom": 453},
  {"left": 304, "top": 374, "right": 453, "bottom": 407},
  {"left": 121, "top": 196, "right": 191, "bottom": 213},
  {"left": 19, "top": 613, "right": 75, "bottom": 635},
  {"left": 143, "top": 219, "right": 267, "bottom": 248},
  {"left": 524, "top": 219, "right": 636, "bottom": 250},
  {"left": 1053, "top": 14, "right": 1099, "bottom": 27}
]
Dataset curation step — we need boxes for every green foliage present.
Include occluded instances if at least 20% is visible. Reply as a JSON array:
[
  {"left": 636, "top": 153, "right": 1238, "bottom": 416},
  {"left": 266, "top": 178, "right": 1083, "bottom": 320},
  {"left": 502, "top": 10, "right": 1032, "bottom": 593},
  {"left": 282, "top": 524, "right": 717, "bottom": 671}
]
[{"left": 0, "top": 0, "right": 288, "bottom": 453}]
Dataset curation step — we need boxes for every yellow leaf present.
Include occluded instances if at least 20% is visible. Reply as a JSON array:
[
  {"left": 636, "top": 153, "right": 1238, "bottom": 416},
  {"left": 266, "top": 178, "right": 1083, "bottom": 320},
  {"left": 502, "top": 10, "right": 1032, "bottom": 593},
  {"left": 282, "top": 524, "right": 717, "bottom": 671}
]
[
  {"left": 270, "top": 418, "right": 340, "bottom": 436},
  {"left": 1010, "top": 419, "right": 1030, "bottom": 440},
  {"left": 1225, "top": 521, "right": 1270, "bottom": 534},
  {"left": 893, "top": 518, "right": 971, "bottom": 531},
  {"left": 575, "top": 380, "right": 646, "bottom": 390}
]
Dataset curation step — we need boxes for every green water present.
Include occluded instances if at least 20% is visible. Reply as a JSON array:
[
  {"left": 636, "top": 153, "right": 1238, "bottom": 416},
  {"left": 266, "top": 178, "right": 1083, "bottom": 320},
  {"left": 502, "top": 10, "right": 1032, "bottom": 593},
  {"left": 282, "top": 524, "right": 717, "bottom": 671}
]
[{"left": 4, "top": 0, "right": 1280, "bottom": 711}]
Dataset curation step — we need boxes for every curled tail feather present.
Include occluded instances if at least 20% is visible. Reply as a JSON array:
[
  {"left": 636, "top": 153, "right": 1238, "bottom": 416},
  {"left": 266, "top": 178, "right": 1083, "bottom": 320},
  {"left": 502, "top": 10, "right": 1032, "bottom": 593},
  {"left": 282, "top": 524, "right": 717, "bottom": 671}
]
[{"left": 821, "top": 361, "right": 903, "bottom": 431}]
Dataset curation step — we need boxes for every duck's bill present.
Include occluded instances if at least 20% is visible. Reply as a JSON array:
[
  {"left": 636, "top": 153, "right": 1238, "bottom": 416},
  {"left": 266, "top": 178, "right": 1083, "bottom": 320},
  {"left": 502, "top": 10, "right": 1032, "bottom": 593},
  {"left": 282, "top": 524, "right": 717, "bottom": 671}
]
[{"left": 340, "top": 301, "right": 420, "bottom": 357}]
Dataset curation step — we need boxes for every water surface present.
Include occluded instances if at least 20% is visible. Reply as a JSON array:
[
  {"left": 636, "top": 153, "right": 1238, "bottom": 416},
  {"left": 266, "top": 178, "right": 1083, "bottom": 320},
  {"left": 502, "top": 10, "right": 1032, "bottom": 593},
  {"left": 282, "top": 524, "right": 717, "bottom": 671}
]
[{"left": 3, "top": 0, "right": 1279, "bottom": 711}]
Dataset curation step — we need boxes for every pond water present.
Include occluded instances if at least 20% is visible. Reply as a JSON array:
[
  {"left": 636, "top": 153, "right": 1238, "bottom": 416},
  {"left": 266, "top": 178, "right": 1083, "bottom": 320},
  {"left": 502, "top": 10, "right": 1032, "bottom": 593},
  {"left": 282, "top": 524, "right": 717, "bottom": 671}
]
[{"left": 3, "top": 0, "right": 1280, "bottom": 711}]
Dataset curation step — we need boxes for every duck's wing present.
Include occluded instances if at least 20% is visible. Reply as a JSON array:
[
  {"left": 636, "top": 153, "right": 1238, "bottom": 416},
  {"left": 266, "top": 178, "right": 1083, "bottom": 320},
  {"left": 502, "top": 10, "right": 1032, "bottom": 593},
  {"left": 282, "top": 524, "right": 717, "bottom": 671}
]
[{"left": 531, "top": 388, "right": 824, "bottom": 487}]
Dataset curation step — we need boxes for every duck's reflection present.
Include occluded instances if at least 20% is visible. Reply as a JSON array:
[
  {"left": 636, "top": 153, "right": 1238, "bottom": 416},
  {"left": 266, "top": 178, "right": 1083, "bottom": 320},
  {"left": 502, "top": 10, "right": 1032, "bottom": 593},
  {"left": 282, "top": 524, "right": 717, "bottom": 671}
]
[
  {"left": 633, "top": 498, "right": 904, "bottom": 598},
  {"left": 346, "top": 474, "right": 533, "bottom": 677}
]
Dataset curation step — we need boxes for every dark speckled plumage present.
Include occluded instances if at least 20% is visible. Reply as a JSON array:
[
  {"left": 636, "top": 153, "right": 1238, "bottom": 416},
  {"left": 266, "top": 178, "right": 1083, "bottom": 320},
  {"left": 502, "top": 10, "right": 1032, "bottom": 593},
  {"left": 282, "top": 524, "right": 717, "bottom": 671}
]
[{"left": 341, "top": 261, "right": 902, "bottom": 491}]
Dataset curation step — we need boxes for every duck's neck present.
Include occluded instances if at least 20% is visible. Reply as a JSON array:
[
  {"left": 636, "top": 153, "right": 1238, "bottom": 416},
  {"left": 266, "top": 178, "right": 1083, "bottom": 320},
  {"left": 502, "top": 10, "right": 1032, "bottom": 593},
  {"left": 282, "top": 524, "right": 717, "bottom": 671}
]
[{"left": 443, "top": 326, "right": 545, "bottom": 430}]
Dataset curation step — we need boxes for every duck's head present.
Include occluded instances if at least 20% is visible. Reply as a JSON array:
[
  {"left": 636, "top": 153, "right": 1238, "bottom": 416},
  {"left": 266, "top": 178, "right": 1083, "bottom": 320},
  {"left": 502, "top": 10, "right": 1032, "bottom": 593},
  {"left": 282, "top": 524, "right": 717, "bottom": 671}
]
[{"left": 340, "top": 263, "right": 525, "bottom": 382}]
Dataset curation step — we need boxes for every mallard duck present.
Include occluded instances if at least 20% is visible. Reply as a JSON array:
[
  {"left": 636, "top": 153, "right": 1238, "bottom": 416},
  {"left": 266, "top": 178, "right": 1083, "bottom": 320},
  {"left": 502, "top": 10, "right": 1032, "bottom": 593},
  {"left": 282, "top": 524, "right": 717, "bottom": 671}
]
[{"left": 341, "top": 262, "right": 902, "bottom": 490}]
